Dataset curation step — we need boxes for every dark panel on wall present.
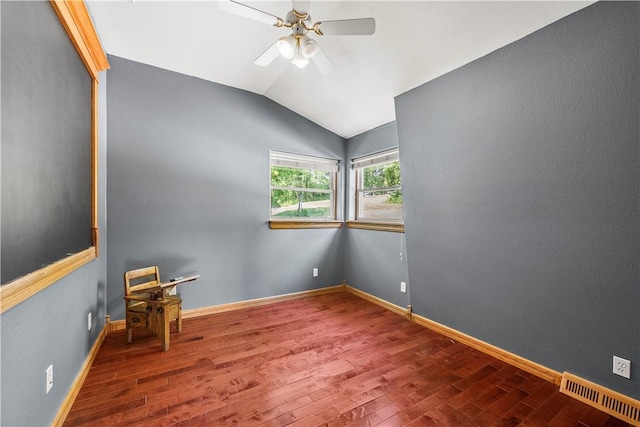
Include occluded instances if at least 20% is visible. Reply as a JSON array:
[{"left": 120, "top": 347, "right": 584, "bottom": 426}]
[
  {"left": 1, "top": 1, "right": 92, "bottom": 284},
  {"left": 395, "top": 2, "right": 639, "bottom": 397},
  {"left": 1, "top": 71, "right": 108, "bottom": 427}
]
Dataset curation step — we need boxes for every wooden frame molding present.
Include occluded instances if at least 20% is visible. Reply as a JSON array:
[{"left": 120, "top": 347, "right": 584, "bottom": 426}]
[
  {"left": 51, "top": 323, "right": 109, "bottom": 427},
  {"left": 269, "top": 221, "right": 343, "bottom": 230},
  {"left": 346, "top": 221, "right": 405, "bottom": 233},
  {"left": 49, "top": 0, "right": 109, "bottom": 81},
  {"left": 0, "top": 1, "right": 109, "bottom": 313},
  {"left": 91, "top": 79, "right": 100, "bottom": 257},
  {"left": 1, "top": 248, "right": 96, "bottom": 313}
]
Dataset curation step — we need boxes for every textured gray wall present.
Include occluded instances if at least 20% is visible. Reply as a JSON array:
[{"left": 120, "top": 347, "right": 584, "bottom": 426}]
[
  {"left": 395, "top": 1, "right": 639, "bottom": 397},
  {"left": 344, "top": 123, "right": 410, "bottom": 308},
  {"left": 0, "top": 71, "right": 108, "bottom": 426},
  {"left": 106, "top": 56, "right": 346, "bottom": 319}
]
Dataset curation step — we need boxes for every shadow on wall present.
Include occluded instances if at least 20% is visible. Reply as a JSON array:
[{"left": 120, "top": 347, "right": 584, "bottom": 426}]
[
  {"left": 87, "top": 279, "right": 107, "bottom": 352},
  {"left": 125, "top": 255, "right": 198, "bottom": 280}
]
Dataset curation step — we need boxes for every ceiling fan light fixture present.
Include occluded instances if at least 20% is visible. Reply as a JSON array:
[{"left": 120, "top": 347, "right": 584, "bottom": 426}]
[
  {"left": 300, "top": 36, "right": 317, "bottom": 59},
  {"left": 220, "top": 0, "right": 376, "bottom": 71},
  {"left": 276, "top": 35, "right": 295, "bottom": 59},
  {"left": 292, "top": 44, "right": 309, "bottom": 68}
]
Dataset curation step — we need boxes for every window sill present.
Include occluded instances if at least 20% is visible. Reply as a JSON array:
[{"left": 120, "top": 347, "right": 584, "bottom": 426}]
[
  {"left": 346, "top": 221, "right": 405, "bottom": 233},
  {"left": 269, "top": 220, "right": 343, "bottom": 230}
]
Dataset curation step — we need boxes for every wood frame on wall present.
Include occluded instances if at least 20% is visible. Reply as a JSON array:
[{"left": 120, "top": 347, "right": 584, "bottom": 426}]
[{"left": 0, "top": 0, "right": 109, "bottom": 313}]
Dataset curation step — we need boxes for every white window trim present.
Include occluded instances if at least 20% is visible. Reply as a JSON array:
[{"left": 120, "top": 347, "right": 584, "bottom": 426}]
[
  {"left": 349, "top": 148, "right": 404, "bottom": 229},
  {"left": 269, "top": 150, "right": 341, "bottom": 225}
]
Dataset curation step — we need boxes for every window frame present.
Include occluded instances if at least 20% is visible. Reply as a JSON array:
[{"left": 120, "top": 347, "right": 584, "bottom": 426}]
[
  {"left": 348, "top": 148, "right": 404, "bottom": 233},
  {"left": 269, "top": 150, "right": 342, "bottom": 229}
]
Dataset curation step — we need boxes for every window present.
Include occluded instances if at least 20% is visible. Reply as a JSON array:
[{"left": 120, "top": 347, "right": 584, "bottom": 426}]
[
  {"left": 270, "top": 151, "right": 340, "bottom": 225},
  {"left": 350, "top": 148, "right": 404, "bottom": 231}
]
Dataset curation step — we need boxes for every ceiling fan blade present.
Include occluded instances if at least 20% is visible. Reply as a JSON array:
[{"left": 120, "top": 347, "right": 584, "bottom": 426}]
[
  {"left": 254, "top": 41, "right": 281, "bottom": 67},
  {"left": 292, "top": 0, "right": 310, "bottom": 14},
  {"left": 311, "top": 44, "right": 335, "bottom": 75},
  {"left": 315, "top": 18, "right": 375, "bottom": 36},
  {"left": 218, "top": 0, "right": 282, "bottom": 26}
]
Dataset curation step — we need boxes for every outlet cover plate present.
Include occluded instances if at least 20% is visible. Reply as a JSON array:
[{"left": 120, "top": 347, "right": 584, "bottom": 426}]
[
  {"left": 313, "top": 268, "right": 318, "bottom": 277},
  {"left": 613, "top": 355, "right": 631, "bottom": 379},
  {"left": 88, "top": 312, "right": 92, "bottom": 331},
  {"left": 400, "top": 281, "right": 407, "bottom": 293}
]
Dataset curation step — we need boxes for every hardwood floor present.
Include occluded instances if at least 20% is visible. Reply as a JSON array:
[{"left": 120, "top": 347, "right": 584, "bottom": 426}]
[{"left": 64, "top": 292, "right": 631, "bottom": 426}]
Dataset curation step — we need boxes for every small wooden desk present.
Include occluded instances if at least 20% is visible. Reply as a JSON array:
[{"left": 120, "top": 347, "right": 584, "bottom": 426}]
[
  {"left": 146, "top": 275, "right": 200, "bottom": 301},
  {"left": 126, "top": 274, "right": 199, "bottom": 351},
  {"left": 149, "top": 275, "right": 199, "bottom": 350}
]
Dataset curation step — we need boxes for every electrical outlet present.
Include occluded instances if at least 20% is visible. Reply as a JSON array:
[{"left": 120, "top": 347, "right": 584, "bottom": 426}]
[
  {"left": 45, "top": 365, "right": 53, "bottom": 394},
  {"left": 313, "top": 268, "right": 318, "bottom": 277},
  {"left": 400, "top": 281, "right": 406, "bottom": 293},
  {"left": 613, "top": 355, "right": 631, "bottom": 379},
  {"left": 87, "top": 312, "right": 92, "bottom": 331}
]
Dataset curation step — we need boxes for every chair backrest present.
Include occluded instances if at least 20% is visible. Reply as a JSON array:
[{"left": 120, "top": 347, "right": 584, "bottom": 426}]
[{"left": 124, "top": 266, "right": 161, "bottom": 297}]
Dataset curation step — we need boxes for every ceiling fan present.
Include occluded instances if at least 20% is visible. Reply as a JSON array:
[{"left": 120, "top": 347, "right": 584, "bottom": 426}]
[{"left": 218, "top": 0, "right": 376, "bottom": 74}]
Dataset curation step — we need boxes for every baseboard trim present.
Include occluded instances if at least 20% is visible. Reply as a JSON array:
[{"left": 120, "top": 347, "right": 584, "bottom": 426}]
[
  {"left": 344, "top": 285, "right": 410, "bottom": 319},
  {"left": 411, "top": 313, "right": 563, "bottom": 385},
  {"left": 98, "top": 282, "right": 637, "bottom": 424},
  {"left": 342, "top": 284, "right": 562, "bottom": 385},
  {"left": 51, "top": 323, "right": 109, "bottom": 427},
  {"left": 183, "top": 285, "right": 345, "bottom": 318},
  {"left": 107, "top": 284, "right": 347, "bottom": 332}
]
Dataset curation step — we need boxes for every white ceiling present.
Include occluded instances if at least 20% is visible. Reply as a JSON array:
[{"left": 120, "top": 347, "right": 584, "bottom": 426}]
[{"left": 86, "top": 0, "right": 593, "bottom": 139}]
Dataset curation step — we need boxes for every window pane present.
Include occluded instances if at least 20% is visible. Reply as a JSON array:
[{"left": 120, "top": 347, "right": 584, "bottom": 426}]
[
  {"left": 271, "top": 190, "right": 332, "bottom": 218},
  {"left": 271, "top": 167, "right": 331, "bottom": 190},
  {"left": 362, "top": 160, "right": 401, "bottom": 190},
  {"left": 358, "top": 189, "right": 403, "bottom": 220},
  {"left": 352, "top": 149, "right": 403, "bottom": 223},
  {"left": 269, "top": 151, "right": 338, "bottom": 221}
]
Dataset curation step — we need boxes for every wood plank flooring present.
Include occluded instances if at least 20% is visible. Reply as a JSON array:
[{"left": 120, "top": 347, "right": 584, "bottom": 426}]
[{"left": 64, "top": 292, "right": 631, "bottom": 426}]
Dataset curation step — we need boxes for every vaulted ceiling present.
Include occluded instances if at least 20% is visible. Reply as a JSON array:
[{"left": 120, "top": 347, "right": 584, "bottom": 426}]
[{"left": 87, "top": 1, "right": 592, "bottom": 138}]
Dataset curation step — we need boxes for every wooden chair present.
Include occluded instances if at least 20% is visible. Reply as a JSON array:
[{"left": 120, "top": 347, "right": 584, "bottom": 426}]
[{"left": 124, "top": 266, "right": 182, "bottom": 351}]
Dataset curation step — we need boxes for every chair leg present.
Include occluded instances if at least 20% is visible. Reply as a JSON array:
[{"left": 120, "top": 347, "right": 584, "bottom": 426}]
[
  {"left": 160, "top": 309, "right": 170, "bottom": 351},
  {"left": 127, "top": 327, "right": 133, "bottom": 344},
  {"left": 176, "top": 306, "right": 183, "bottom": 333}
]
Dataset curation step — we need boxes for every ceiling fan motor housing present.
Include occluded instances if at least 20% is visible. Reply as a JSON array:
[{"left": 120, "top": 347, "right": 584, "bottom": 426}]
[{"left": 218, "top": 0, "right": 375, "bottom": 73}]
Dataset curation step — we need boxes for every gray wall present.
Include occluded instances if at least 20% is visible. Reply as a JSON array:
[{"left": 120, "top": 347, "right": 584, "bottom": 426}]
[
  {"left": 106, "top": 56, "right": 346, "bottom": 319},
  {"left": 395, "top": 1, "right": 639, "bottom": 398},
  {"left": 4, "top": 3, "right": 639, "bottom": 426},
  {"left": 344, "top": 123, "right": 410, "bottom": 308},
  {"left": 0, "top": 71, "right": 108, "bottom": 426}
]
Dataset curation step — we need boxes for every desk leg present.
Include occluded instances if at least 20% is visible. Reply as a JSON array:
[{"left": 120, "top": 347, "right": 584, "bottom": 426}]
[{"left": 158, "top": 306, "right": 170, "bottom": 351}]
